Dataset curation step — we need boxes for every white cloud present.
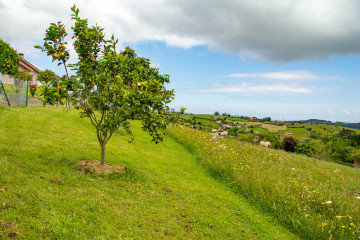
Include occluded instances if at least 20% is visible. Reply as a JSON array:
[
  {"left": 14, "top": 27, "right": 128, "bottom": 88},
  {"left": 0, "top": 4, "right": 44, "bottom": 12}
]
[
  {"left": 1, "top": 0, "right": 360, "bottom": 61},
  {"left": 200, "top": 82, "right": 312, "bottom": 95},
  {"left": 328, "top": 110, "right": 336, "bottom": 115},
  {"left": 226, "top": 71, "right": 347, "bottom": 82},
  {"left": 344, "top": 110, "right": 352, "bottom": 115},
  {"left": 227, "top": 71, "right": 318, "bottom": 80}
]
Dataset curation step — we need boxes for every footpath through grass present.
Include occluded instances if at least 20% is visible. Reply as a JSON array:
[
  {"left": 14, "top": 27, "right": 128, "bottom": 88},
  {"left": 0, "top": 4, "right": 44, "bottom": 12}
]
[{"left": 0, "top": 107, "right": 297, "bottom": 239}]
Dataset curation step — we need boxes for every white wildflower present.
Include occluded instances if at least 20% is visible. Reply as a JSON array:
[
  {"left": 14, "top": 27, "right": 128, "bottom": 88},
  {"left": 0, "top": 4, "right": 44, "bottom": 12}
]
[
  {"left": 355, "top": 196, "right": 360, "bottom": 200},
  {"left": 325, "top": 201, "right": 332, "bottom": 204}
]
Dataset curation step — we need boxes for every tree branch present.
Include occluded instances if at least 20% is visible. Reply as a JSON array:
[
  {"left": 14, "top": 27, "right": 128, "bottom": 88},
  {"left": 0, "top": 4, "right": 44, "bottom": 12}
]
[{"left": 104, "top": 130, "right": 113, "bottom": 145}]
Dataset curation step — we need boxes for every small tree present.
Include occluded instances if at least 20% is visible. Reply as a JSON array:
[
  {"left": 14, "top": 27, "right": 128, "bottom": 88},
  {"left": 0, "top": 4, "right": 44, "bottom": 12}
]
[
  {"left": 36, "top": 70, "right": 60, "bottom": 107},
  {"left": 35, "top": 6, "right": 174, "bottom": 165},
  {"left": 37, "top": 69, "right": 58, "bottom": 84},
  {"left": 0, "top": 39, "right": 19, "bottom": 76},
  {"left": 282, "top": 136, "right": 297, "bottom": 152},
  {"left": 16, "top": 71, "right": 32, "bottom": 82}
]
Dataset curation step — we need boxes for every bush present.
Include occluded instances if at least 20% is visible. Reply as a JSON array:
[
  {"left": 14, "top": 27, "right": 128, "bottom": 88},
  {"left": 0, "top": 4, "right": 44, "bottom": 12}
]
[
  {"left": 310, "top": 132, "right": 320, "bottom": 139},
  {"left": 294, "top": 142, "right": 315, "bottom": 156},
  {"left": 29, "top": 83, "right": 37, "bottom": 97},
  {"left": 0, "top": 39, "right": 19, "bottom": 76},
  {"left": 16, "top": 71, "right": 32, "bottom": 81},
  {"left": 330, "top": 138, "right": 353, "bottom": 163},
  {"left": 260, "top": 132, "right": 281, "bottom": 149},
  {"left": 282, "top": 136, "right": 297, "bottom": 152}
]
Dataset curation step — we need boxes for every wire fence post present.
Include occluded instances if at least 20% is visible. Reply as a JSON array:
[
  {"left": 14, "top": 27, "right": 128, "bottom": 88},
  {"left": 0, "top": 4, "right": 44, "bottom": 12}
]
[
  {"left": 0, "top": 72, "right": 11, "bottom": 106},
  {"left": 26, "top": 79, "right": 29, "bottom": 107}
]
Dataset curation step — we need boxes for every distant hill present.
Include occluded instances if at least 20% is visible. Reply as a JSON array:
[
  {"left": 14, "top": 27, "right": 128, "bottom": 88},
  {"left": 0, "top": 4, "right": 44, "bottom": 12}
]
[
  {"left": 335, "top": 122, "right": 360, "bottom": 130},
  {"left": 284, "top": 119, "right": 360, "bottom": 130},
  {"left": 303, "top": 119, "right": 332, "bottom": 124}
]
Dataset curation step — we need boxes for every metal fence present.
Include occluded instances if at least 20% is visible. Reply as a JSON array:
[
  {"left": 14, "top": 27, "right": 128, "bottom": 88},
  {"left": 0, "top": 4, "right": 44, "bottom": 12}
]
[
  {"left": 0, "top": 72, "right": 67, "bottom": 108},
  {"left": 0, "top": 72, "right": 31, "bottom": 106}
]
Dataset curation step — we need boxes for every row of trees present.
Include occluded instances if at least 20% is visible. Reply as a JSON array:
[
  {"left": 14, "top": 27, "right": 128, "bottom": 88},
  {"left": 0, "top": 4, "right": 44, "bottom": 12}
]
[{"left": 214, "top": 111, "right": 271, "bottom": 122}]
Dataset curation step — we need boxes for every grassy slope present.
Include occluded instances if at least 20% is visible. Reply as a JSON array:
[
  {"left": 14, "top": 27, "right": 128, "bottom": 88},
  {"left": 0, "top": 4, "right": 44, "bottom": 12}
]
[
  {"left": 169, "top": 127, "right": 360, "bottom": 239},
  {"left": 0, "top": 107, "right": 297, "bottom": 239}
]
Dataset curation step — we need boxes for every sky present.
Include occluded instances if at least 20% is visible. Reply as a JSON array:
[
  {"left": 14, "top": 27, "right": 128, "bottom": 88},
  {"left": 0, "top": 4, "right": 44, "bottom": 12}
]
[{"left": 1, "top": 0, "right": 359, "bottom": 122}]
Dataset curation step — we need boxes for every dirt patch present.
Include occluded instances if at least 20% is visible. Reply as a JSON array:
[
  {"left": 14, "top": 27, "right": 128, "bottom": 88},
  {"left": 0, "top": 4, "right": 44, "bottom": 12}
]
[
  {"left": 0, "top": 220, "right": 19, "bottom": 238},
  {"left": 79, "top": 160, "right": 126, "bottom": 174}
]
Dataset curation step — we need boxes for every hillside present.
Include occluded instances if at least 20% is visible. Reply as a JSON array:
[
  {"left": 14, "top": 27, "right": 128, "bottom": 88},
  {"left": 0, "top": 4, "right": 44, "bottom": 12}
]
[
  {"left": 0, "top": 107, "right": 297, "bottom": 239},
  {"left": 169, "top": 126, "right": 360, "bottom": 239},
  {"left": 178, "top": 114, "right": 360, "bottom": 164},
  {"left": 179, "top": 114, "right": 360, "bottom": 137}
]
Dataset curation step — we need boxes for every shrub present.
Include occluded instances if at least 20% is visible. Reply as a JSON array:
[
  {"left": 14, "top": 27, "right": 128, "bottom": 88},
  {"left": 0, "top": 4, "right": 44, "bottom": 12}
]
[
  {"left": 294, "top": 142, "right": 315, "bottom": 156},
  {"left": 29, "top": 83, "right": 37, "bottom": 97},
  {"left": 16, "top": 71, "right": 32, "bottom": 81},
  {"left": 330, "top": 138, "right": 353, "bottom": 163},
  {"left": 0, "top": 39, "right": 19, "bottom": 76},
  {"left": 282, "top": 136, "right": 297, "bottom": 152},
  {"left": 260, "top": 132, "right": 281, "bottom": 149}
]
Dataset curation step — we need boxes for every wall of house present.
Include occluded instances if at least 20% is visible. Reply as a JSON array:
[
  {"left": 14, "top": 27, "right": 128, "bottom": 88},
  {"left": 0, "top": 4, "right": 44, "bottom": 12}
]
[
  {"left": 0, "top": 55, "right": 40, "bottom": 85},
  {"left": 0, "top": 74, "right": 14, "bottom": 85},
  {"left": 18, "top": 62, "right": 39, "bottom": 85}
]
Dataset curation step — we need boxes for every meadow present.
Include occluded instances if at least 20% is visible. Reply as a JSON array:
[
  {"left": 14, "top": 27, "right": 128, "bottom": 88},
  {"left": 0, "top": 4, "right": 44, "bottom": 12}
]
[
  {"left": 169, "top": 126, "right": 360, "bottom": 239},
  {"left": 0, "top": 107, "right": 297, "bottom": 239}
]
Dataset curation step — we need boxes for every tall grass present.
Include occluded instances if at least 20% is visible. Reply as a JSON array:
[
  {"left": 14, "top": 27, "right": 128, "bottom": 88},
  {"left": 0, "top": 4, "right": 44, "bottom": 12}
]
[{"left": 169, "top": 126, "right": 360, "bottom": 239}]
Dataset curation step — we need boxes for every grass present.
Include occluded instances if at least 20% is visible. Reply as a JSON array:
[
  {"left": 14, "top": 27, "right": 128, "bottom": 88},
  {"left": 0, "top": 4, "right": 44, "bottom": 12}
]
[
  {"left": 169, "top": 126, "right": 360, "bottom": 239},
  {"left": 278, "top": 127, "right": 311, "bottom": 140},
  {"left": 250, "top": 126, "right": 270, "bottom": 133},
  {"left": 262, "top": 123, "right": 287, "bottom": 132},
  {"left": 239, "top": 121, "right": 262, "bottom": 127},
  {"left": 196, "top": 118, "right": 219, "bottom": 128},
  {"left": 227, "top": 117, "right": 251, "bottom": 122},
  {"left": 179, "top": 114, "right": 220, "bottom": 128},
  {"left": 0, "top": 107, "right": 297, "bottom": 239}
]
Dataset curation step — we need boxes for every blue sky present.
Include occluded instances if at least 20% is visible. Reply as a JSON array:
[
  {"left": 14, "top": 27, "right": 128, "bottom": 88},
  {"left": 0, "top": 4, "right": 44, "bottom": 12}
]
[{"left": 1, "top": 0, "right": 360, "bottom": 122}]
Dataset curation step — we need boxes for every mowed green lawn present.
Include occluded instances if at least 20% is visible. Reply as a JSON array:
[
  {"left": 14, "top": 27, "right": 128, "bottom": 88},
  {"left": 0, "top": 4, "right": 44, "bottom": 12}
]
[{"left": 0, "top": 107, "right": 298, "bottom": 239}]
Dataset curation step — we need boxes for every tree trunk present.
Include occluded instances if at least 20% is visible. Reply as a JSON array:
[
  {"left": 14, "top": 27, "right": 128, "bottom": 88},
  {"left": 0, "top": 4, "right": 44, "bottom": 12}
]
[{"left": 100, "top": 142, "right": 106, "bottom": 165}]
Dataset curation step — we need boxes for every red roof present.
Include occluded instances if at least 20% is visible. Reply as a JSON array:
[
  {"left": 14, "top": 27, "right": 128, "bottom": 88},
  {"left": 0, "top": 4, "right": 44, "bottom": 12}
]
[{"left": 19, "top": 54, "right": 41, "bottom": 73}]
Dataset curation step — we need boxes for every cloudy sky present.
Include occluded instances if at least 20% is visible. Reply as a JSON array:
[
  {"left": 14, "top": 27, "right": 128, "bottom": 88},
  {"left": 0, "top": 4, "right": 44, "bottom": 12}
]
[{"left": 1, "top": 0, "right": 360, "bottom": 122}]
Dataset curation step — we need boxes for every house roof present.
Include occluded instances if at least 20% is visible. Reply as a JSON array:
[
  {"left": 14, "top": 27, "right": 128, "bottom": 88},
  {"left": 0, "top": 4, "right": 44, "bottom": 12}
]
[{"left": 19, "top": 53, "right": 41, "bottom": 73}]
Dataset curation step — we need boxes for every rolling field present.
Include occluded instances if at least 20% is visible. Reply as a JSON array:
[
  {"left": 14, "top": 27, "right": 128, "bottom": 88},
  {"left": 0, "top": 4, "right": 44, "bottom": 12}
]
[
  {"left": 0, "top": 107, "right": 297, "bottom": 239},
  {"left": 170, "top": 126, "right": 360, "bottom": 239}
]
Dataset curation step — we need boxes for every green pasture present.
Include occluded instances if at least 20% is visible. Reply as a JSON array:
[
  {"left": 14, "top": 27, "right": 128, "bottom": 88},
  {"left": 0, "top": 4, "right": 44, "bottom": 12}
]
[{"left": 0, "top": 107, "right": 297, "bottom": 239}]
